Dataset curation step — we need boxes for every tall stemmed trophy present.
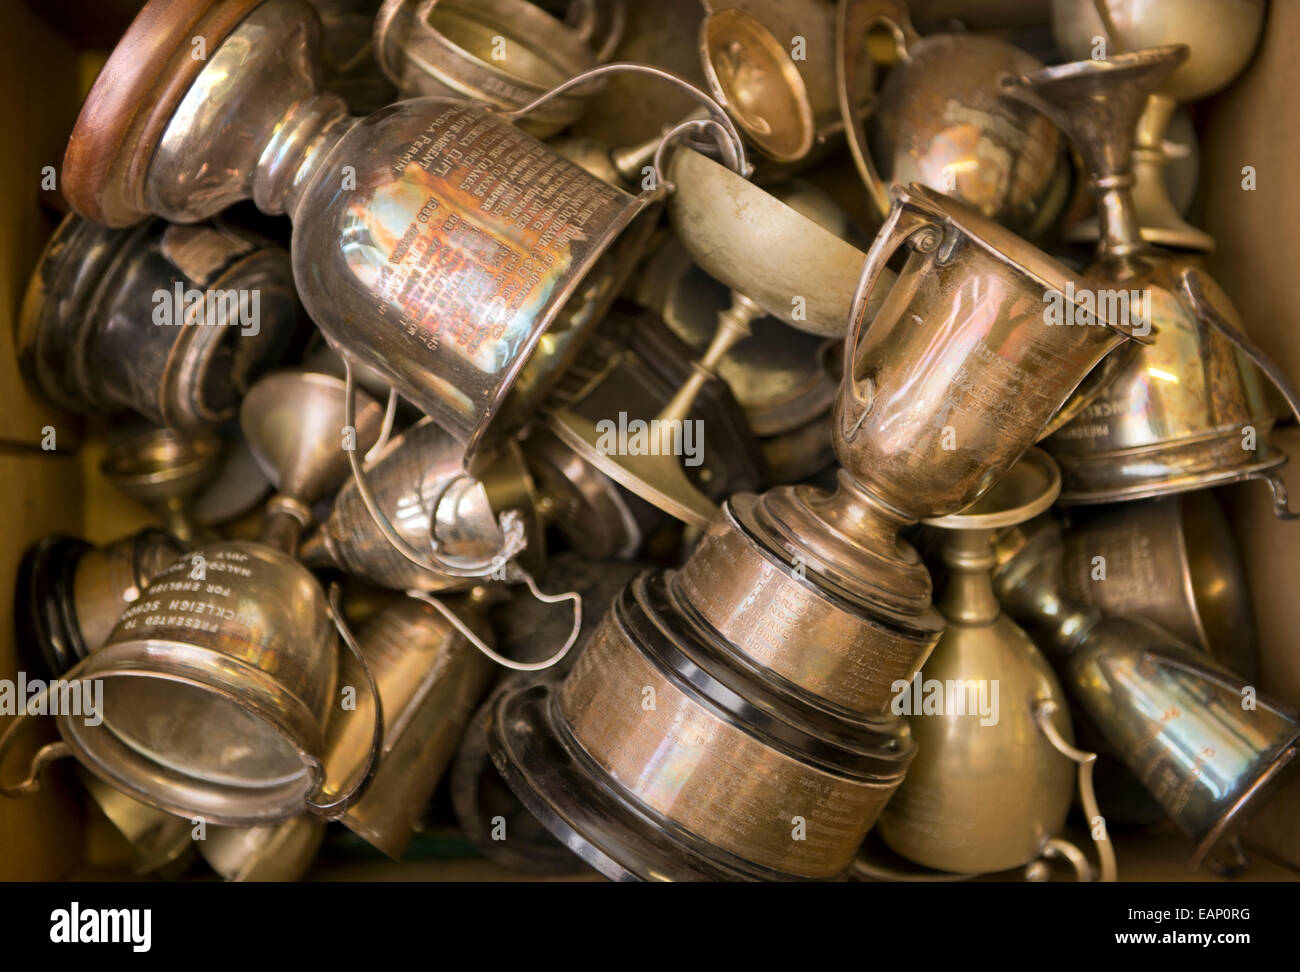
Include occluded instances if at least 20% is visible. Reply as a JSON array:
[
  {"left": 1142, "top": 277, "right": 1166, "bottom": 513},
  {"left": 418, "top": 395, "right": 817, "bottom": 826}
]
[
  {"left": 1001, "top": 46, "right": 1300, "bottom": 516},
  {"left": 1051, "top": 0, "right": 1267, "bottom": 250},
  {"left": 485, "top": 181, "right": 1147, "bottom": 880}
]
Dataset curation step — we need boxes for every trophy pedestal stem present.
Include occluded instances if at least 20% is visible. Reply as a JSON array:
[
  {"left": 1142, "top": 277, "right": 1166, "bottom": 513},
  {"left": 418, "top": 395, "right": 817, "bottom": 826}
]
[
  {"left": 743, "top": 472, "right": 933, "bottom": 622},
  {"left": 250, "top": 91, "right": 354, "bottom": 218}
]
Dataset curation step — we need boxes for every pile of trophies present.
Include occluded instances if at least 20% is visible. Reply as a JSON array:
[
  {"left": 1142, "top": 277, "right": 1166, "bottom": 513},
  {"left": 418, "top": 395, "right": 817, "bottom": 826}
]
[{"left": 3, "top": 0, "right": 1298, "bottom": 882}]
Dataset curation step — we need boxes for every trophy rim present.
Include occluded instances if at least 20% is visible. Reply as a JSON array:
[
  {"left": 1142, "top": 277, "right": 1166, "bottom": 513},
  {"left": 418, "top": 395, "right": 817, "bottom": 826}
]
[
  {"left": 1010, "top": 44, "right": 1190, "bottom": 88},
  {"left": 1054, "top": 445, "right": 1288, "bottom": 505},
  {"left": 62, "top": 0, "right": 269, "bottom": 227},
  {"left": 923, "top": 448, "right": 1062, "bottom": 530}
]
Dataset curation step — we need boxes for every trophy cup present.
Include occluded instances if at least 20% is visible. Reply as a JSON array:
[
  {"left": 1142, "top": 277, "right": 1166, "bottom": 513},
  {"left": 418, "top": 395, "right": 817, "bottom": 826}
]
[
  {"left": 1001, "top": 47, "right": 1300, "bottom": 515},
  {"left": 60, "top": 0, "right": 750, "bottom": 464},
  {"left": 373, "top": 0, "right": 607, "bottom": 137},
  {"left": 484, "top": 182, "right": 1147, "bottom": 881},
  {"left": 99, "top": 426, "right": 223, "bottom": 544},
  {"left": 871, "top": 450, "right": 1112, "bottom": 880},
  {"left": 299, "top": 416, "right": 546, "bottom": 591},
  {"left": 835, "top": 0, "right": 1069, "bottom": 237},
  {"left": 18, "top": 214, "right": 300, "bottom": 433},
  {"left": 698, "top": 0, "right": 872, "bottom": 165},
  {"left": 1061, "top": 493, "right": 1257, "bottom": 681},
  {"left": 0, "top": 368, "right": 388, "bottom": 827},
  {"left": 1051, "top": 0, "right": 1267, "bottom": 250},
  {"left": 993, "top": 515, "right": 1300, "bottom": 870}
]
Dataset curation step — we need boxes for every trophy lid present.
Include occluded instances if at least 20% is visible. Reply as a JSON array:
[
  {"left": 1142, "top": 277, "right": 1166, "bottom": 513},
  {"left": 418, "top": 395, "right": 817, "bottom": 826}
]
[
  {"left": 62, "top": 0, "right": 268, "bottom": 226},
  {"left": 239, "top": 368, "right": 384, "bottom": 506}
]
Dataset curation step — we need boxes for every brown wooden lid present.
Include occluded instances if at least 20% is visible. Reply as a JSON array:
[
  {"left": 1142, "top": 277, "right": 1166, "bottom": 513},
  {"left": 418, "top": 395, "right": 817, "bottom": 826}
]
[{"left": 62, "top": 0, "right": 266, "bottom": 226}]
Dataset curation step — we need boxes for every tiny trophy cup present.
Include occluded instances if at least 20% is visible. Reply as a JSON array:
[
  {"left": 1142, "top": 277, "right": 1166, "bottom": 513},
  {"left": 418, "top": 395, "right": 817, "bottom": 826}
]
[
  {"left": 835, "top": 0, "right": 1069, "bottom": 237},
  {"left": 1001, "top": 46, "right": 1300, "bottom": 515},
  {"left": 485, "top": 182, "right": 1147, "bottom": 881},
  {"left": 99, "top": 426, "right": 222, "bottom": 544},
  {"left": 60, "top": 0, "right": 748, "bottom": 462},
  {"left": 993, "top": 515, "right": 1300, "bottom": 870},
  {"left": 870, "top": 450, "right": 1112, "bottom": 881},
  {"left": 0, "top": 368, "right": 388, "bottom": 827},
  {"left": 1052, "top": 0, "right": 1267, "bottom": 250}
]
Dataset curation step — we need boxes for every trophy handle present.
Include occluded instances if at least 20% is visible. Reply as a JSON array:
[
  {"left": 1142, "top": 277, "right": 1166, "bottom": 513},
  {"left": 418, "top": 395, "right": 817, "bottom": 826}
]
[
  {"left": 1035, "top": 699, "right": 1118, "bottom": 882},
  {"left": 340, "top": 364, "right": 583, "bottom": 670},
  {"left": 835, "top": 0, "right": 919, "bottom": 219},
  {"left": 304, "top": 584, "right": 386, "bottom": 819},
  {"left": 840, "top": 201, "right": 941, "bottom": 441},
  {"left": 1179, "top": 268, "right": 1300, "bottom": 520},
  {"left": 1035, "top": 837, "right": 1094, "bottom": 882},
  {"left": 498, "top": 62, "right": 750, "bottom": 185},
  {"left": 0, "top": 667, "right": 83, "bottom": 799},
  {"left": 407, "top": 580, "right": 582, "bottom": 673}
]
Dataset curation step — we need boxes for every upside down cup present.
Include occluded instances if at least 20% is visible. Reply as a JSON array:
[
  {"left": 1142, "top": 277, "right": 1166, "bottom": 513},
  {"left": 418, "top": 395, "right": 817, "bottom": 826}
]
[
  {"left": 51, "top": 544, "right": 344, "bottom": 826},
  {"left": 62, "top": 0, "right": 659, "bottom": 461}
]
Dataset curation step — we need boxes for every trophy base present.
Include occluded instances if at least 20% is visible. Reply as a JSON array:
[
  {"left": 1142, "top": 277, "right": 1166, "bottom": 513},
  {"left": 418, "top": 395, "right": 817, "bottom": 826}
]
[
  {"left": 1065, "top": 213, "right": 1215, "bottom": 253},
  {"left": 63, "top": 0, "right": 269, "bottom": 226},
  {"left": 488, "top": 682, "right": 778, "bottom": 881},
  {"left": 487, "top": 569, "right": 914, "bottom": 881}
]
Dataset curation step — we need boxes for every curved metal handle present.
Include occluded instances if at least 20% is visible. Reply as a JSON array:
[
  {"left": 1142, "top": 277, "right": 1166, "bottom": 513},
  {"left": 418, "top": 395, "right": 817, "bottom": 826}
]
[
  {"left": 564, "top": 0, "right": 625, "bottom": 62},
  {"left": 0, "top": 679, "right": 76, "bottom": 799},
  {"left": 304, "top": 584, "right": 386, "bottom": 819},
  {"left": 835, "top": 0, "right": 919, "bottom": 219},
  {"left": 1180, "top": 268, "right": 1300, "bottom": 520},
  {"left": 840, "top": 203, "right": 941, "bottom": 441},
  {"left": 406, "top": 572, "right": 582, "bottom": 672},
  {"left": 1038, "top": 837, "right": 1094, "bottom": 882},
  {"left": 341, "top": 362, "right": 524, "bottom": 580},
  {"left": 498, "top": 62, "right": 750, "bottom": 184},
  {"left": 1036, "top": 699, "right": 1118, "bottom": 882}
]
